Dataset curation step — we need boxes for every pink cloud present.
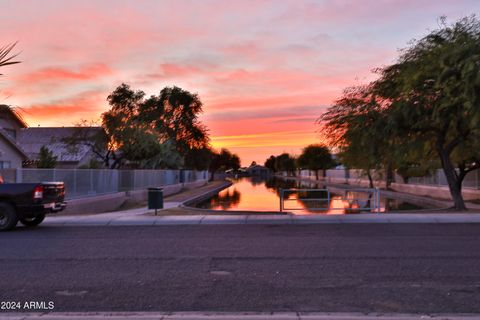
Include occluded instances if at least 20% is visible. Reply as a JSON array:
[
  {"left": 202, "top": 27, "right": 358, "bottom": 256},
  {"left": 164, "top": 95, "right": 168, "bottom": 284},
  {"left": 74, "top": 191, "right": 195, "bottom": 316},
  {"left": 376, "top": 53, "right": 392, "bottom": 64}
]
[
  {"left": 17, "top": 63, "right": 113, "bottom": 83},
  {"left": 1, "top": 0, "right": 478, "bottom": 164}
]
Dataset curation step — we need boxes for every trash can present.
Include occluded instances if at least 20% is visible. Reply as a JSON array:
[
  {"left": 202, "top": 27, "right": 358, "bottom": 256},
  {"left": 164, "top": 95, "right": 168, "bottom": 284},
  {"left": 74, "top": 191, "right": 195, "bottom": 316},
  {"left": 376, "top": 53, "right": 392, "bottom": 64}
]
[{"left": 148, "top": 187, "right": 164, "bottom": 215}]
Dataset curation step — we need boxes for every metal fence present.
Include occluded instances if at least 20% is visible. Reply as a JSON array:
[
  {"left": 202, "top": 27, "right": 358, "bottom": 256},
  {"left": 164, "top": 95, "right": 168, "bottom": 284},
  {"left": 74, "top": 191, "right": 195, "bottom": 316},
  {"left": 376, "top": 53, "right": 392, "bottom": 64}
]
[
  {"left": 0, "top": 168, "right": 208, "bottom": 199},
  {"left": 406, "top": 169, "right": 480, "bottom": 189},
  {"left": 299, "top": 168, "right": 480, "bottom": 190},
  {"left": 279, "top": 187, "right": 381, "bottom": 213}
]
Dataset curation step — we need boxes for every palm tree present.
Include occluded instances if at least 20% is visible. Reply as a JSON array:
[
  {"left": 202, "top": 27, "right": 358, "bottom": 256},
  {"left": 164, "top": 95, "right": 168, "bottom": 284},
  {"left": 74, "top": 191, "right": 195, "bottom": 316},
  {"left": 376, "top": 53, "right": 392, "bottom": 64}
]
[{"left": 0, "top": 42, "right": 20, "bottom": 74}]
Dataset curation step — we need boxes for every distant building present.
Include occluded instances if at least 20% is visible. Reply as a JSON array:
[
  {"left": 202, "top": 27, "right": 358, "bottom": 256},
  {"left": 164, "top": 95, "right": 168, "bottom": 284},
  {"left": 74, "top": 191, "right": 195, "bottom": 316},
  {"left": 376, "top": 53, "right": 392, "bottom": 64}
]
[
  {"left": 0, "top": 105, "right": 102, "bottom": 169},
  {"left": 246, "top": 164, "right": 271, "bottom": 176}
]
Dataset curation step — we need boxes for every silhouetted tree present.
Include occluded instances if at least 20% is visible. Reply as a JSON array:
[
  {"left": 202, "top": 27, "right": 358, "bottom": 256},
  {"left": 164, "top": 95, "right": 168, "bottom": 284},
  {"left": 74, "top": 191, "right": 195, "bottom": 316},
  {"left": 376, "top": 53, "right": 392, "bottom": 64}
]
[
  {"left": 297, "top": 144, "right": 336, "bottom": 180},
  {"left": 138, "top": 85, "right": 209, "bottom": 155},
  {"left": 37, "top": 146, "right": 57, "bottom": 168},
  {"left": 320, "top": 16, "right": 480, "bottom": 210},
  {"left": 102, "top": 84, "right": 165, "bottom": 168},
  {"left": 62, "top": 121, "right": 122, "bottom": 169},
  {"left": 184, "top": 147, "right": 213, "bottom": 171},
  {"left": 209, "top": 148, "right": 241, "bottom": 181},
  {"left": 275, "top": 153, "right": 297, "bottom": 176},
  {"left": 100, "top": 84, "right": 209, "bottom": 169},
  {"left": 264, "top": 155, "right": 276, "bottom": 173}
]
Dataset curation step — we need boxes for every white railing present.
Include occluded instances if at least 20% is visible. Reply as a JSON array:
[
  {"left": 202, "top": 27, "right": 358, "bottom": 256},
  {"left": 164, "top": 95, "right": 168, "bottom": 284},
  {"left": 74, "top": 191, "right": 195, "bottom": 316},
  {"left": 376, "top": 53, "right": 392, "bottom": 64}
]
[{"left": 279, "top": 187, "right": 381, "bottom": 213}]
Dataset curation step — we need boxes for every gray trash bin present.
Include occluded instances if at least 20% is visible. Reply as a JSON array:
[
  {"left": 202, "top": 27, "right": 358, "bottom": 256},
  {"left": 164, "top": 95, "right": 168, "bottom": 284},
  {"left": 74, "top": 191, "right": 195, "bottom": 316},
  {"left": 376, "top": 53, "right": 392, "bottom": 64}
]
[{"left": 148, "top": 187, "right": 164, "bottom": 215}]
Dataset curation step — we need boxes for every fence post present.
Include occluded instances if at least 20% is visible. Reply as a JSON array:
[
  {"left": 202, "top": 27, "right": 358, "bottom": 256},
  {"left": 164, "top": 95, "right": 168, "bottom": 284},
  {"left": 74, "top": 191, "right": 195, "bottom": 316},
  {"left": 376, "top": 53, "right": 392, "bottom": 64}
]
[
  {"left": 89, "top": 170, "right": 94, "bottom": 194},
  {"left": 376, "top": 188, "right": 381, "bottom": 212},
  {"left": 477, "top": 169, "right": 479, "bottom": 190},
  {"left": 15, "top": 168, "right": 22, "bottom": 183},
  {"left": 279, "top": 188, "right": 283, "bottom": 212},
  {"left": 113, "top": 170, "right": 119, "bottom": 193},
  {"left": 73, "top": 169, "right": 77, "bottom": 197},
  {"left": 132, "top": 170, "right": 135, "bottom": 191}
]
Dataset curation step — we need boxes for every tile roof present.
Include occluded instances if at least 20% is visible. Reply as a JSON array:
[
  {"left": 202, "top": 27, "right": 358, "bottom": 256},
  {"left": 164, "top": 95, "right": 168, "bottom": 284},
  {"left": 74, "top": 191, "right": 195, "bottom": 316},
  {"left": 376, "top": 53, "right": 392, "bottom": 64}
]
[{"left": 17, "top": 127, "right": 102, "bottom": 162}]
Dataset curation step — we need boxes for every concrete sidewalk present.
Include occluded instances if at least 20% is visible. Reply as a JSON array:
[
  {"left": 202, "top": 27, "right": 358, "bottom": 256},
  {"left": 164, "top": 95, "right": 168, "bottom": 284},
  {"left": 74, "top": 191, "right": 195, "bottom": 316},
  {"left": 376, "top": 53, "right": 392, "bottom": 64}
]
[
  {"left": 40, "top": 180, "right": 480, "bottom": 227},
  {"left": 42, "top": 208, "right": 480, "bottom": 227},
  {"left": 2, "top": 312, "right": 480, "bottom": 320}
]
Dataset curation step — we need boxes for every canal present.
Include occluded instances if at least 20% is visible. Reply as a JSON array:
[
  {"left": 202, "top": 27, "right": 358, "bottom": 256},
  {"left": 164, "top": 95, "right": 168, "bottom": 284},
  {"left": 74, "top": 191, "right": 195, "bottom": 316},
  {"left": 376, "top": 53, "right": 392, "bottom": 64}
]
[{"left": 196, "top": 177, "right": 424, "bottom": 214}]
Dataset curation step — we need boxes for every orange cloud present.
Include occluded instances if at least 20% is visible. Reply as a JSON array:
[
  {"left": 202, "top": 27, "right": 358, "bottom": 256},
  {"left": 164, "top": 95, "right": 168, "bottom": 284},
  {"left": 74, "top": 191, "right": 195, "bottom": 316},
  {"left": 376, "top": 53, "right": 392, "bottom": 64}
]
[
  {"left": 2, "top": 0, "right": 475, "bottom": 165},
  {"left": 19, "top": 90, "right": 106, "bottom": 126},
  {"left": 211, "top": 130, "right": 325, "bottom": 166},
  {"left": 17, "top": 63, "right": 113, "bottom": 83},
  {"left": 212, "top": 130, "right": 318, "bottom": 148}
]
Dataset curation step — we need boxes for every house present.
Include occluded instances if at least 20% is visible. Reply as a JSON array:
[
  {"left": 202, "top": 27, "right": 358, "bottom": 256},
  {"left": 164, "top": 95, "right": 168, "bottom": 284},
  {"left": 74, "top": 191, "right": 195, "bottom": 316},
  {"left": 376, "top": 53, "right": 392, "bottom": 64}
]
[
  {"left": 246, "top": 164, "right": 271, "bottom": 176},
  {"left": 0, "top": 105, "right": 28, "bottom": 168},
  {"left": 17, "top": 127, "right": 102, "bottom": 168},
  {"left": 0, "top": 104, "right": 103, "bottom": 168}
]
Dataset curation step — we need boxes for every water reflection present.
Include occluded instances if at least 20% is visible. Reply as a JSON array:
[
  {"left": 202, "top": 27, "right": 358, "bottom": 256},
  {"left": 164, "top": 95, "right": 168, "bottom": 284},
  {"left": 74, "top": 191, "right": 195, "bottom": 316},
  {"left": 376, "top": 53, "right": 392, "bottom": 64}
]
[
  {"left": 197, "top": 177, "right": 423, "bottom": 214},
  {"left": 208, "top": 189, "right": 241, "bottom": 210}
]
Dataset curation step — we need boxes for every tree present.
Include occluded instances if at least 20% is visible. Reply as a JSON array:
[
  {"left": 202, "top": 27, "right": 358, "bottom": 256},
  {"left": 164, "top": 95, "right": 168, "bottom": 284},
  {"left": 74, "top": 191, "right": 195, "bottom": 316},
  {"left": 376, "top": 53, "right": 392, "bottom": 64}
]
[
  {"left": 275, "top": 153, "right": 297, "bottom": 176},
  {"left": 37, "top": 146, "right": 57, "bottom": 168},
  {"left": 99, "top": 84, "right": 210, "bottom": 169},
  {"left": 62, "top": 121, "right": 120, "bottom": 169},
  {"left": 319, "top": 85, "right": 391, "bottom": 188},
  {"left": 138, "top": 86, "right": 209, "bottom": 155},
  {"left": 297, "top": 144, "right": 336, "bottom": 180},
  {"left": 0, "top": 43, "right": 20, "bottom": 74},
  {"left": 373, "top": 16, "right": 480, "bottom": 210},
  {"left": 321, "top": 85, "right": 437, "bottom": 189},
  {"left": 208, "top": 148, "right": 241, "bottom": 181},
  {"left": 320, "top": 16, "right": 480, "bottom": 209},
  {"left": 102, "top": 84, "right": 164, "bottom": 168},
  {"left": 184, "top": 147, "right": 212, "bottom": 171},
  {"left": 264, "top": 155, "right": 276, "bottom": 173},
  {"left": 140, "top": 140, "right": 183, "bottom": 169}
]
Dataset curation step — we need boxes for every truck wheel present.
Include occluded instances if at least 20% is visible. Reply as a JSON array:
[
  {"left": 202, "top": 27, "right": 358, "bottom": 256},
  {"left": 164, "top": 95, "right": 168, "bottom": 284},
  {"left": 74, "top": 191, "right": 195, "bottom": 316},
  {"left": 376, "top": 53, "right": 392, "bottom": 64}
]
[
  {"left": 0, "top": 202, "right": 18, "bottom": 231},
  {"left": 20, "top": 213, "right": 46, "bottom": 227}
]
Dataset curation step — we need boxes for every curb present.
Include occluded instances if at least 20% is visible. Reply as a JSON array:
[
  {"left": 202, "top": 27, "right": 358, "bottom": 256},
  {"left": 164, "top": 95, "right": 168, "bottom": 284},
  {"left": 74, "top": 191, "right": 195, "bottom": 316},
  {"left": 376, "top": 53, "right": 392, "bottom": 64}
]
[
  {"left": 180, "top": 181, "right": 232, "bottom": 209},
  {"left": 2, "top": 312, "right": 480, "bottom": 319},
  {"left": 43, "top": 213, "right": 480, "bottom": 227}
]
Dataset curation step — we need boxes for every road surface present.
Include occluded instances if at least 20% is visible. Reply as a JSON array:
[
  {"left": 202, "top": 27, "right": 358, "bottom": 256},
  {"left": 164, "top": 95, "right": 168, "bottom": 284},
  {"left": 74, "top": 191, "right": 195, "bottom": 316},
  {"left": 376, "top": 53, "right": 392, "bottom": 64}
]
[{"left": 1, "top": 224, "right": 479, "bottom": 313}]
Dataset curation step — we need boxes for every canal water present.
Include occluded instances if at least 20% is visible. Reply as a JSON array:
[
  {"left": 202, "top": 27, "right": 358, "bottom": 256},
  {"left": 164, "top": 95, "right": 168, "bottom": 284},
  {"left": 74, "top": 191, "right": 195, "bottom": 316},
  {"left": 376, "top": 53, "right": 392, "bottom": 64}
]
[{"left": 196, "top": 177, "right": 423, "bottom": 214}]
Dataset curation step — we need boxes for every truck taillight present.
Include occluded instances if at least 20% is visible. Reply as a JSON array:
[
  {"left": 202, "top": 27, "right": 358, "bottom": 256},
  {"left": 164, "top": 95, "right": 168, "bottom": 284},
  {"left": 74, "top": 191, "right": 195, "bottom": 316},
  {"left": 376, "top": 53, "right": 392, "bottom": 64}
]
[{"left": 33, "top": 185, "right": 43, "bottom": 199}]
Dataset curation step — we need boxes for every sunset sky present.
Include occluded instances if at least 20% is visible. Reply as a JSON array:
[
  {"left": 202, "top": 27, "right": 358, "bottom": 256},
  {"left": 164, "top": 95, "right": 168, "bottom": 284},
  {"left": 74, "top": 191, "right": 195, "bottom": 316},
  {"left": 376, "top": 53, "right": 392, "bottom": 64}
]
[{"left": 1, "top": 0, "right": 478, "bottom": 166}]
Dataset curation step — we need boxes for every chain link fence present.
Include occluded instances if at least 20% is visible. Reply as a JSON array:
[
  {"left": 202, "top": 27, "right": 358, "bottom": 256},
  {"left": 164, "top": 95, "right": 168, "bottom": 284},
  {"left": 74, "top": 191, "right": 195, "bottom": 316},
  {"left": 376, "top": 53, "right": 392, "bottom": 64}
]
[{"left": 0, "top": 168, "right": 208, "bottom": 199}]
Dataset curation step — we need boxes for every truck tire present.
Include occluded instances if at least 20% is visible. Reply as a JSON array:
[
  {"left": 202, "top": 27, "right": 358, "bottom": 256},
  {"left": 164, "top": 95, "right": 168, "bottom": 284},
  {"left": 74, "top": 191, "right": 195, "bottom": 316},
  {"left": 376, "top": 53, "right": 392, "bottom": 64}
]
[
  {"left": 0, "top": 202, "right": 18, "bottom": 231},
  {"left": 20, "top": 213, "right": 46, "bottom": 227}
]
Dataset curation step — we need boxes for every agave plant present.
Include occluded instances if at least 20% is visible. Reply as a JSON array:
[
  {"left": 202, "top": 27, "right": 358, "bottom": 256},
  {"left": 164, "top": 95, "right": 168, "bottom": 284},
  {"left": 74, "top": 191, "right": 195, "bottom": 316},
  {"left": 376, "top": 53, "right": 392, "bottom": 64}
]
[{"left": 0, "top": 42, "right": 20, "bottom": 74}]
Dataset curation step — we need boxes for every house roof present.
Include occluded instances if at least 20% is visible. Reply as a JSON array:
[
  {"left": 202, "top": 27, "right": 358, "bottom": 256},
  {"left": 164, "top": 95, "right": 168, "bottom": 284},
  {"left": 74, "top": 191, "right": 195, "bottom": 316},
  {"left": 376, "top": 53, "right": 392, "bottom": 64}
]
[
  {"left": 246, "top": 164, "right": 269, "bottom": 171},
  {"left": 0, "top": 104, "right": 28, "bottom": 128},
  {"left": 17, "top": 127, "right": 102, "bottom": 162},
  {"left": 0, "top": 127, "right": 28, "bottom": 159}
]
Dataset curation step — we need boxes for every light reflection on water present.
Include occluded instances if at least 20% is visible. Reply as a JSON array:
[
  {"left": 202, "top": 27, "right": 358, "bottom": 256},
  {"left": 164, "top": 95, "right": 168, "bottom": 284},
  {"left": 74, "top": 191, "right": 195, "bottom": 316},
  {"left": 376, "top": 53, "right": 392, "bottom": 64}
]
[{"left": 197, "top": 177, "right": 422, "bottom": 214}]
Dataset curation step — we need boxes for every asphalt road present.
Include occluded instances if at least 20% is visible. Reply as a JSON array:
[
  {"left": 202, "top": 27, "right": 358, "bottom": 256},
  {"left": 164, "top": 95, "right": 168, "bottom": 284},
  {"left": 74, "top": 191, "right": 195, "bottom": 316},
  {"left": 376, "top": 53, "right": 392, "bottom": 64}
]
[{"left": 1, "top": 224, "right": 480, "bottom": 314}]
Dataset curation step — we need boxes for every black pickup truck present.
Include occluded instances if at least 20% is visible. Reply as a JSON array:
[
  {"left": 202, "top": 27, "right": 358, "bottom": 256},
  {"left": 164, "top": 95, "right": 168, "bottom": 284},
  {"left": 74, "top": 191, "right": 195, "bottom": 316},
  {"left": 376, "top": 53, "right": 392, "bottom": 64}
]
[{"left": 0, "top": 180, "right": 66, "bottom": 231}]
